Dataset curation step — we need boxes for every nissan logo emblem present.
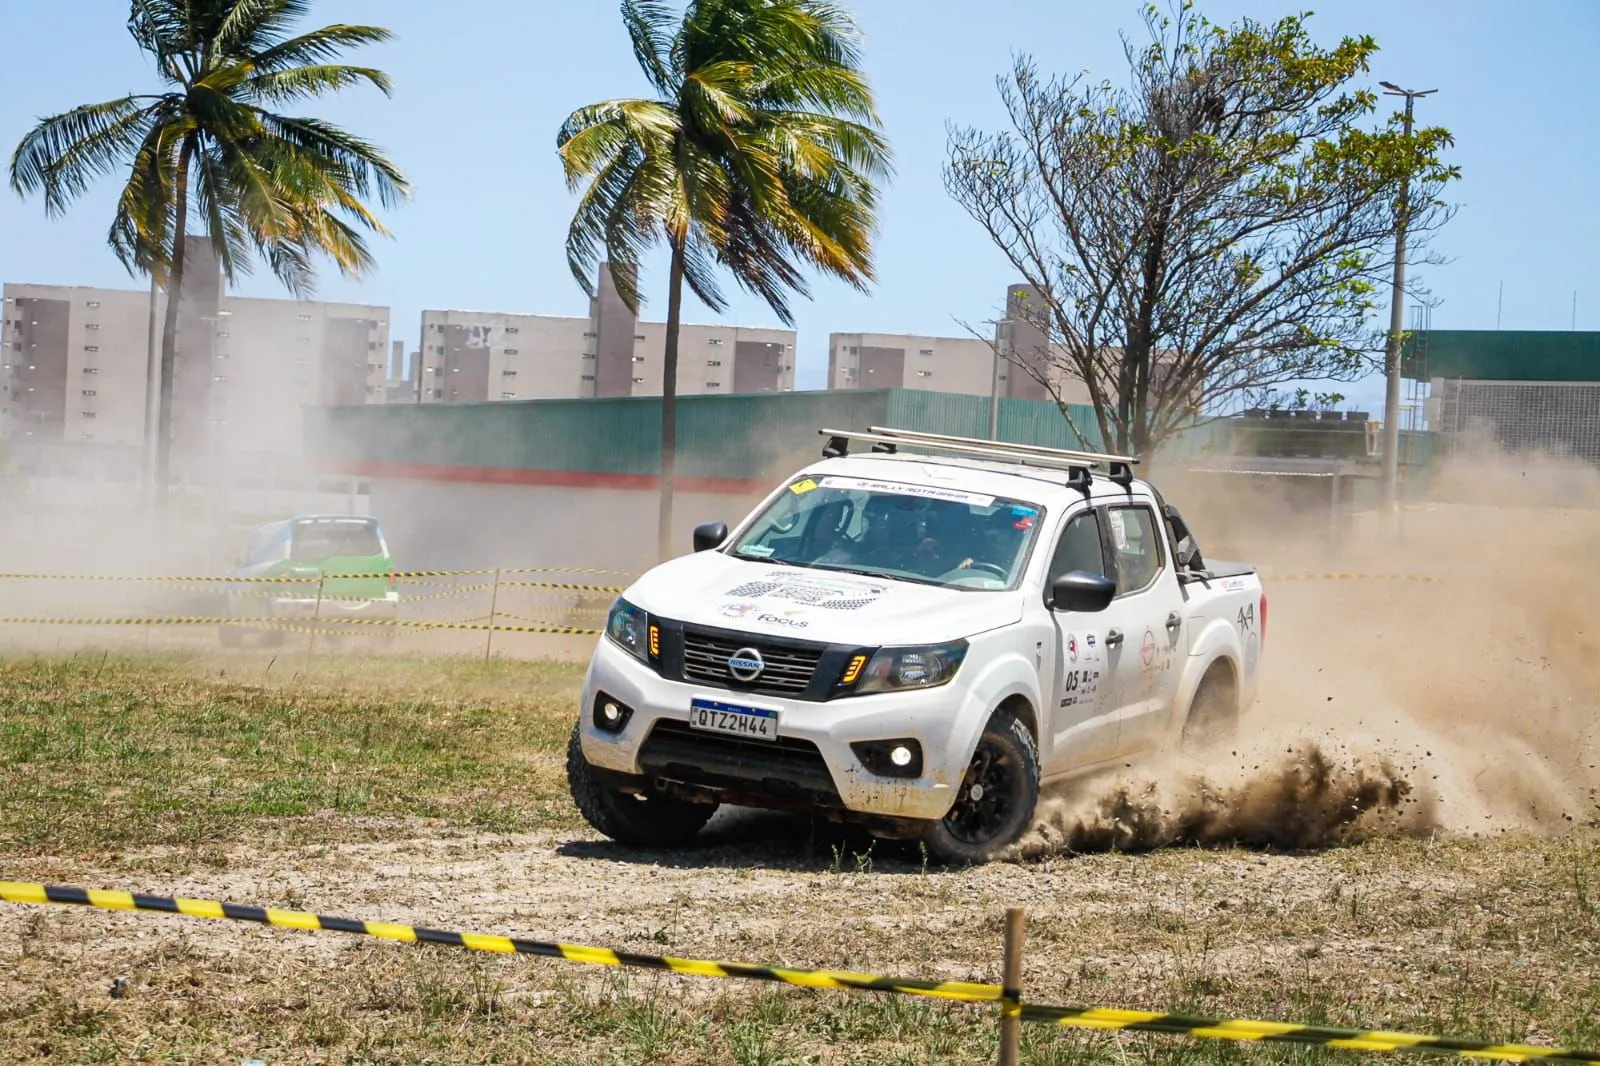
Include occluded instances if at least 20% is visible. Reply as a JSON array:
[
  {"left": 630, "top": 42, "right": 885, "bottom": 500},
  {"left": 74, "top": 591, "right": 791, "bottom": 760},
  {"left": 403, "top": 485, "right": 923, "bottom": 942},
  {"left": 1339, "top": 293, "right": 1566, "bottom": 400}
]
[{"left": 727, "top": 647, "right": 765, "bottom": 682}]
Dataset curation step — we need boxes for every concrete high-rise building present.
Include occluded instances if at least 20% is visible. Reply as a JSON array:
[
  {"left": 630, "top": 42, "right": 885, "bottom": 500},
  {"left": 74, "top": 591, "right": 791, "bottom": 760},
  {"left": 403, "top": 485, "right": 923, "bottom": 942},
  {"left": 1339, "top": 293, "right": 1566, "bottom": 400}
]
[
  {"left": 827, "top": 283, "right": 1094, "bottom": 405},
  {"left": 418, "top": 264, "right": 797, "bottom": 403},
  {"left": 2, "top": 237, "right": 389, "bottom": 462}
]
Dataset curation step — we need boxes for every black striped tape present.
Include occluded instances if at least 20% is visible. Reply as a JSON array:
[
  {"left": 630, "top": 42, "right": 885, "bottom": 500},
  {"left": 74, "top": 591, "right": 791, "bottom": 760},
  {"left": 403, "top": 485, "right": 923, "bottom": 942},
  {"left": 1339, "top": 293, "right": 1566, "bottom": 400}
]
[{"left": 0, "top": 882, "right": 1593, "bottom": 1062}]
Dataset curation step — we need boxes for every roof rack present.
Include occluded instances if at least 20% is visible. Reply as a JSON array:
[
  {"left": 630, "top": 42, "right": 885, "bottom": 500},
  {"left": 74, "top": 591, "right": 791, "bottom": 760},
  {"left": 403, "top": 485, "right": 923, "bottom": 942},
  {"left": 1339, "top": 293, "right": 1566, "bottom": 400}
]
[
  {"left": 865, "top": 426, "right": 1138, "bottom": 468},
  {"left": 818, "top": 427, "right": 1140, "bottom": 488}
]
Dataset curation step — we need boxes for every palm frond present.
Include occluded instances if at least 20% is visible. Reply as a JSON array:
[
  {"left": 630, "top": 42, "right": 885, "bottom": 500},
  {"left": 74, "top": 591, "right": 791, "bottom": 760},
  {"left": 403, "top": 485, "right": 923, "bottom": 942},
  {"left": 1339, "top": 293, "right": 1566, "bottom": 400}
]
[
  {"left": 253, "top": 113, "right": 410, "bottom": 208},
  {"left": 9, "top": 96, "right": 169, "bottom": 215},
  {"left": 215, "top": 0, "right": 312, "bottom": 56},
  {"left": 680, "top": 229, "right": 729, "bottom": 312},
  {"left": 251, "top": 25, "right": 394, "bottom": 75},
  {"left": 558, "top": 119, "right": 637, "bottom": 189},
  {"left": 622, "top": 0, "right": 680, "bottom": 95},
  {"left": 191, "top": 142, "right": 256, "bottom": 283},
  {"left": 566, "top": 141, "right": 648, "bottom": 298},
  {"left": 108, "top": 118, "right": 185, "bottom": 280},
  {"left": 127, "top": 0, "right": 195, "bottom": 81},
  {"left": 245, "top": 64, "right": 393, "bottom": 103},
  {"left": 558, "top": 99, "right": 678, "bottom": 154}
]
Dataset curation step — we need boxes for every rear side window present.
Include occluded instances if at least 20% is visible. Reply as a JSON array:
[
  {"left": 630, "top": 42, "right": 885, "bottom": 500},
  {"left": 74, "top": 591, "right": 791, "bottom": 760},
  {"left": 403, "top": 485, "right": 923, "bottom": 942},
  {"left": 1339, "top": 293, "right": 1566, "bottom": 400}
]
[
  {"left": 290, "top": 521, "right": 383, "bottom": 563},
  {"left": 1106, "top": 506, "right": 1164, "bottom": 595}
]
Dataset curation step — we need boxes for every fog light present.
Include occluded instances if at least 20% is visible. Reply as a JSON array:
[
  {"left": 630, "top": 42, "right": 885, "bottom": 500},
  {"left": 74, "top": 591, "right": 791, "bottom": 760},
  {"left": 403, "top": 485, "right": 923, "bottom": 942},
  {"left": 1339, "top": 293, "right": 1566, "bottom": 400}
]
[
  {"left": 592, "top": 693, "right": 634, "bottom": 734},
  {"left": 850, "top": 738, "right": 923, "bottom": 779}
]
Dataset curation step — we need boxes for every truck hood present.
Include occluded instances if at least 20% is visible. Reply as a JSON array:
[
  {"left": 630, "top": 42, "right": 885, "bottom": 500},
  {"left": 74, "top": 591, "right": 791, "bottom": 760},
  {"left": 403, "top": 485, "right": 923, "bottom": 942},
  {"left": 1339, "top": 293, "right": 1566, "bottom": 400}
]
[{"left": 625, "top": 552, "right": 1023, "bottom": 646}]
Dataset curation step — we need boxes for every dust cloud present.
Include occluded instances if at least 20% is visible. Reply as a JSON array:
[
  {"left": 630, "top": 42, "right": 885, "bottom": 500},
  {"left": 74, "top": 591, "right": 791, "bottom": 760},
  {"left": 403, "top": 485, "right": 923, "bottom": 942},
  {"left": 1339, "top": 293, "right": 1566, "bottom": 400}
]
[{"left": 1021, "top": 444, "right": 1600, "bottom": 857}]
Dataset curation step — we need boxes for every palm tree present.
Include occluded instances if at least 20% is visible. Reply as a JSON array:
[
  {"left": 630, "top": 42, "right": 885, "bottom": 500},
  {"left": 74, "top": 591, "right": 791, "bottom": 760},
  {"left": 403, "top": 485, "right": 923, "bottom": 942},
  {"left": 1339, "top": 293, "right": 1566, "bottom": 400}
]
[
  {"left": 9, "top": 0, "right": 409, "bottom": 501},
  {"left": 559, "top": 0, "right": 891, "bottom": 560}
]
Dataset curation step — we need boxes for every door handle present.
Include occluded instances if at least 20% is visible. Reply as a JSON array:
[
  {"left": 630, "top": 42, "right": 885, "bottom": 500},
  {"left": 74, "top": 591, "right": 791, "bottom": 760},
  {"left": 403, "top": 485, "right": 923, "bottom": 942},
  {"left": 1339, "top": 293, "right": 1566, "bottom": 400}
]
[
  {"left": 1166, "top": 611, "right": 1182, "bottom": 630},
  {"left": 1104, "top": 628, "right": 1124, "bottom": 647}
]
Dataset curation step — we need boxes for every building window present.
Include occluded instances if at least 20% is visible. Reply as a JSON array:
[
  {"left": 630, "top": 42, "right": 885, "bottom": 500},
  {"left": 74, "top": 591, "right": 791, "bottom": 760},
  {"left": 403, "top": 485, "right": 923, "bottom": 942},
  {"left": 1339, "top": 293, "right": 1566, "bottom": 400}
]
[
  {"left": 706, "top": 381, "right": 722, "bottom": 388},
  {"left": 81, "top": 410, "right": 96, "bottom": 418},
  {"left": 81, "top": 389, "right": 97, "bottom": 397},
  {"left": 435, "top": 345, "right": 444, "bottom": 355},
  {"left": 217, "top": 309, "right": 232, "bottom": 317},
  {"left": 581, "top": 373, "right": 595, "bottom": 381},
  {"left": 849, "top": 346, "right": 859, "bottom": 355},
  {"left": 631, "top": 355, "right": 645, "bottom": 363},
  {"left": 433, "top": 388, "right": 444, "bottom": 398},
  {"left": 708, "top": 338, "right": 724, "bottom": 346},
  {"left": 502, "top": 369, "right": 517, "bottom": 377},
  {"left": 919, "top": 349, "right": 934, "bottom": 356},
  {"left": 217, "top": 331, "right": 229, "bottom": 338},
  {"left": 297, "top": 313, "right": 312, "bottom": 321},
  {"left": 633, "top": 334, "right": 646, "bottom": 342},
  {"left": 85, "top": 323, "right": 100, "bottom": 331},
  {"left": 452, "top": 367, "right": 460, "bottom": 373},
  {"left": 503, "top": 348, "right": 518, "bottom": 355},
  {"left": 368, "top": 341, "right": 380, "bottom": 350},
  {"left": 82, "top": 367, "right": 99, "bottom": 375},
  {"left": 505, "top": 326, "right": 519, "bottom": 335},
  {"left": 83, "top": 345, "right": 99, "bottom": 352},
  {"left": 582, "top": 352, "right": 595, "bottom": 360},
  {"left": 500, "top": 391, "right": 517, "bottom": 399},
  {"left": 707, "top": 359, "right": 722, "bottom": 367},
  {"left": 583, "top": 331, "right": 596, "bottom": 338},
  {"left": 295, "top": 356, "right": 310, "bottom": 366},
  {"left": 86, "top": 301, "right": 100, "bottom": 308},
  {"left": 917, "top": 370, "right": 933, "bottom": 378},
  {"left": 631, "top": 376, "right": 645, "bottom": 384}
]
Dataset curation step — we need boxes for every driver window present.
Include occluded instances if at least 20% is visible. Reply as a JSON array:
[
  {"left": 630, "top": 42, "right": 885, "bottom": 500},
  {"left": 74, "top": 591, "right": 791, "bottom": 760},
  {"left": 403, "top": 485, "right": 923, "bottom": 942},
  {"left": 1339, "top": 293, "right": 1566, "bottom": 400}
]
[
  {"left": 1047, "top": 511, "right": 1106, "bottom": 592},
  {"left": 1107, "top": 505, "right": 1164, "bottom": 595}
]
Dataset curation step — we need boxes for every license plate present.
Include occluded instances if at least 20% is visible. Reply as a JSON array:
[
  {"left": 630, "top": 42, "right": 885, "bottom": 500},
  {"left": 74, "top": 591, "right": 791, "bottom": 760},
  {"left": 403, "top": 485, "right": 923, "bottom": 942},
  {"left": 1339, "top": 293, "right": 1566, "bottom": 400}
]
[{"left": 688, "top": 698, "right": 779, "bottom": 742}]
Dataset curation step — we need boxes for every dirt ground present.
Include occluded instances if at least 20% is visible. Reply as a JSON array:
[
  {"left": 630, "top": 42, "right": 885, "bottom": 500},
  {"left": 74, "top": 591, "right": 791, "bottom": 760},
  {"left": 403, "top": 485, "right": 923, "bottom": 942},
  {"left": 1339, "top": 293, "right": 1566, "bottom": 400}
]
[{"left": 2, "top": 455, "right": 1599, "bottom": 1063}]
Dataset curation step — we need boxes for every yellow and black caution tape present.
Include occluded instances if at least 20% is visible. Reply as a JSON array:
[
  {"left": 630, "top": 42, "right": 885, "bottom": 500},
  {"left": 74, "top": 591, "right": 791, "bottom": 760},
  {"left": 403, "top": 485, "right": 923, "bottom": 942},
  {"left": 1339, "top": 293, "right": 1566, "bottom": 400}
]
[
  {"left": 1265, "top": 572, "right": 1447, "bottom": 585},
  {"left": 0, "top": 571, "right": 627, "bottom": 593},
  {"left": 1, "top": 881, "right": 1595, "bottom": 1063},
  {"left": 0, "top": 882, "right": 995, "bottom": 1004},
  {"left": 0, "top": 616, "right": 602, "bottom": 637},
  {"left": 1016, "top": 1005, "right": 1599, "bottom": 1062},
  {"left": 502, "top": 580, "right": 626, "bottom": 593}
]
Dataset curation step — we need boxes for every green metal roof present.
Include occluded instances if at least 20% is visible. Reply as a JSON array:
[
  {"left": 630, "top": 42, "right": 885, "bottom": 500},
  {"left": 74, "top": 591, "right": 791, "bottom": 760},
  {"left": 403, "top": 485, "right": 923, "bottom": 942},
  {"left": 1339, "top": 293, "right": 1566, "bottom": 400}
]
[{"left": 1402, "top": 330, "right": 1600, "bottom": 382}]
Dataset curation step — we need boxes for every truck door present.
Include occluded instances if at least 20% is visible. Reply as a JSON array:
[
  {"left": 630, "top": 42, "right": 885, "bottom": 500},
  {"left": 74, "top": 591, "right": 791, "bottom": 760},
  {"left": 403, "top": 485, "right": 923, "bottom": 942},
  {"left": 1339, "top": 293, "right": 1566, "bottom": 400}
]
[
  {"left": 1100, "top": 502, "right": 1186, "bottom": 755},
  {"left": 1043, "top": 507, "right": 1120, "bottom": 774}
]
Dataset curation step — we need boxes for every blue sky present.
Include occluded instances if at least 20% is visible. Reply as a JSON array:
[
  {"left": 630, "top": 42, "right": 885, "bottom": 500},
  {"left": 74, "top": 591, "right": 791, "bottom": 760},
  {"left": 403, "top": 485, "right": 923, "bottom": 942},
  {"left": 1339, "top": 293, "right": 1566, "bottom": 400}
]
[{"left": 2, "top": 0, "right": 1596, "bottom": 406}]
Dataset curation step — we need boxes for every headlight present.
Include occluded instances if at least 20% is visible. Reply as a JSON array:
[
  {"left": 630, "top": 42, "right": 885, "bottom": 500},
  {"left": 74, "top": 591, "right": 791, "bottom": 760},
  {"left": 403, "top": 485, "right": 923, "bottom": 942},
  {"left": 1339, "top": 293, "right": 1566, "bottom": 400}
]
[
  {"left": 854, "top": 640, "right": 968, "bottom": 694},
  {"left": 605, "top": 599, "right": 653, "bottom": 663}
]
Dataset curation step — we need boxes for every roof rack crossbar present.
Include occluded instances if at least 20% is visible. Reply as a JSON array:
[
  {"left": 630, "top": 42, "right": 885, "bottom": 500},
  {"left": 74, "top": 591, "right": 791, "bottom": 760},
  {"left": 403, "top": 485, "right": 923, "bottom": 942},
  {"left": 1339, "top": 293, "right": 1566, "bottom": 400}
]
[
  {"left": 817, "top": 428, "right": 1104, "bottom": 477},
  {"left": 865, "top": 426, "right": 1138, "bottom": 467}
]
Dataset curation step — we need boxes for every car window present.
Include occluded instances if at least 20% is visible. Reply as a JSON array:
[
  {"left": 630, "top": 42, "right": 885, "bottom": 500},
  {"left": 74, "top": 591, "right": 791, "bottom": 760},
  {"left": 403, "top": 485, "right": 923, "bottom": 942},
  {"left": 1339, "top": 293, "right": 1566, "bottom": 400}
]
[
  {"left": 1046, "top": 510, "right": 1106, "bottom": 592},
  {"left": 1106, "top": 505, "right": 1164, "bottom": 595},
  {"left": 730, "top": 474, "right": 1044, "bottom": 591},
  {"left": 290, "top": 520, "right": 384, "bottom": 563}
]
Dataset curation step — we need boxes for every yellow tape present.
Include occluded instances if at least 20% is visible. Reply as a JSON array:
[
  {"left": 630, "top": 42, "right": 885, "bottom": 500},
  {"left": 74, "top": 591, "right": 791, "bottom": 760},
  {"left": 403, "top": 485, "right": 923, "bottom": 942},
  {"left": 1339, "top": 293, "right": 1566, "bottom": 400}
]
[{"left": 2, "top": 881, "right": 1592, "bottom": 1063}]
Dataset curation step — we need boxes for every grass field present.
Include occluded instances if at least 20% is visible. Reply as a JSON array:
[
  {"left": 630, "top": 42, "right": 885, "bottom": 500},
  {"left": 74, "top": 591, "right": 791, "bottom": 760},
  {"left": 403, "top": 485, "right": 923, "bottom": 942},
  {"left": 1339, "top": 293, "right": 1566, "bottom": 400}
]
[{"left": 2, "top": 653, "right": 1598, "bottom": 1065}]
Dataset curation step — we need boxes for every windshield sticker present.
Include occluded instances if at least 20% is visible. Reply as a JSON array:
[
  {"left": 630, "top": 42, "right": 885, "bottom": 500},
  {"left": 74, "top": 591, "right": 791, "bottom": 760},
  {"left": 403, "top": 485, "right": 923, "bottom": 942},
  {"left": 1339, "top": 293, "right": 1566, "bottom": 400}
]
[
  {"left": 739, "top": 544, "right": 776, "bottom": 558},
  {"left": 1109, "top": 509, "right": 1129, "bottom": 550},
  {"left": 724, "top": 574, "right": 889, "bottom": 611},
  {"left": 789, "top": 478, "right": 819, "bottom": 495},
  {"left": 816, "top": 475, "right": 996, "bottom": 508}
]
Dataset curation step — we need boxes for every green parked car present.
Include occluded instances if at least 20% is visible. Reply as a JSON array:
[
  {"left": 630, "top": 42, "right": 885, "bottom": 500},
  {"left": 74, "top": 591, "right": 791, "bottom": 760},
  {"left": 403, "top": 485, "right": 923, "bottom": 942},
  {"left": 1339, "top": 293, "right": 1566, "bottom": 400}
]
[{"left": 220, "top": 515, "right": 399, "bottom": 646}]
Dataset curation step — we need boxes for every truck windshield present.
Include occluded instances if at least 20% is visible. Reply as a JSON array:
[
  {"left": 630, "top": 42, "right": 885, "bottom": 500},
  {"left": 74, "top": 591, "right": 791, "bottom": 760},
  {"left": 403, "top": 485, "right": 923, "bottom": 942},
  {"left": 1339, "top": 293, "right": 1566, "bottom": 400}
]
[
  {"left": 290, "top": 520, "right": 384, "bottom": 563},
  {"left": 730, "top": 474, "right": 1043, "bottom": 590}
]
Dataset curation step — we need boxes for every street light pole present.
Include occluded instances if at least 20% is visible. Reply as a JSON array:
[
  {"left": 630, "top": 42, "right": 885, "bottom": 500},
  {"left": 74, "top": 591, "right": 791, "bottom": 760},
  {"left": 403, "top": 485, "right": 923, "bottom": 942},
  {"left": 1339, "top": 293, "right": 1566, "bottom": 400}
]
[
  {"left": 989, "top": 318, "right": 1012, "bottom": 440},
  {"left": 1379, "top": 81, "right": 1436, "bottom": 528}
]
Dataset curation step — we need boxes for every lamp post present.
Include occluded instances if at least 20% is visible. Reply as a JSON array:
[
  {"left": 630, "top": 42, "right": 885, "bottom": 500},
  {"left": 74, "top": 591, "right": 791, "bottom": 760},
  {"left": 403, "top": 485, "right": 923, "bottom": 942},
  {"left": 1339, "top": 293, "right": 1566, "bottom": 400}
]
[
  {"left": 986, "top": 318, "right": 1013, "bottom": 440},
  {"left": 1378, "top": 80, "right": 1436, "bottom": 528}
]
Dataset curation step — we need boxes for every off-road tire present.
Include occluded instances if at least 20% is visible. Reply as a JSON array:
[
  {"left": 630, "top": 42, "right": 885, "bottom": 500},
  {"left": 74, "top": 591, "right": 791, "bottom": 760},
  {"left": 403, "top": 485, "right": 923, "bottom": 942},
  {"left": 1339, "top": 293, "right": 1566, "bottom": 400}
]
[
  {"left": 565, "top": 724, "right": 716, "bottom": 847},
  {"left": 1180, "top": 665, "right": 1239, "bottom": 751},
  {"left": 921, "top": 710, "right": 1041, "bottom": 865}
]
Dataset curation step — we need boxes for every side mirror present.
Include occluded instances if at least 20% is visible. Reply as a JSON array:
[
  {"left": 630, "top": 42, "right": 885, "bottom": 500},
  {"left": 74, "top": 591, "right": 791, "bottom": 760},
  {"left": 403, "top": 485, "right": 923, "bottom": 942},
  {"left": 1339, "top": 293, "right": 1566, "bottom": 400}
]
[
  {"left": 1050, "top": 570, "right": 1117, "bottom": 613},
  {"left": 692, "top": 521, "right": 729, "bottom": 553}
]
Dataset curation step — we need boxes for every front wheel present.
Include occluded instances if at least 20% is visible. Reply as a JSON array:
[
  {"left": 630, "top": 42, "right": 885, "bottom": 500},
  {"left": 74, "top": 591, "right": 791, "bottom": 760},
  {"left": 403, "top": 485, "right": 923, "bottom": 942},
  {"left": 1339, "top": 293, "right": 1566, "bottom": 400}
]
[
  {"left": 921, "top": 711, "right": 1040, "bottom": 865},
  {"left": 565, "top": 724, "right": 717, "bottom": 847}
]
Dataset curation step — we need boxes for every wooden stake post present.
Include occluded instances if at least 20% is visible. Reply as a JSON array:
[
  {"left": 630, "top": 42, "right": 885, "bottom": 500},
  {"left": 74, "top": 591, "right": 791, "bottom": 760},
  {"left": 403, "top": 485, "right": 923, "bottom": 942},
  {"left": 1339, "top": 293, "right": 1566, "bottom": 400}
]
[
  {"left": 999, "top": 907, "right": 1026, "bottom": 1066},
  {"left": 483, "top": 569, "right": 503, "bottom": 663}
]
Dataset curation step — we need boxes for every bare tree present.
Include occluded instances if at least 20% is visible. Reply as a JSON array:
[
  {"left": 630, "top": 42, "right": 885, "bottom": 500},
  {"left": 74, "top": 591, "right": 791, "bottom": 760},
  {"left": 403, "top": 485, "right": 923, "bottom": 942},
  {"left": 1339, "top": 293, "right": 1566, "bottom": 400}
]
[{"left": 945, "top": 3, "right": 1458, "bottom": 456}]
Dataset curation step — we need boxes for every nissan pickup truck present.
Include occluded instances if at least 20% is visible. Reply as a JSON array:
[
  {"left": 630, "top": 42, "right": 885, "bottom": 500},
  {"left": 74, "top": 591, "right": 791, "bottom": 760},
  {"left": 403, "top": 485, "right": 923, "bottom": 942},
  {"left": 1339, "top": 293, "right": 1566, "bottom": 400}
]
[{"left": 568, "top": 426, "right": 1266, "bottom": 863}]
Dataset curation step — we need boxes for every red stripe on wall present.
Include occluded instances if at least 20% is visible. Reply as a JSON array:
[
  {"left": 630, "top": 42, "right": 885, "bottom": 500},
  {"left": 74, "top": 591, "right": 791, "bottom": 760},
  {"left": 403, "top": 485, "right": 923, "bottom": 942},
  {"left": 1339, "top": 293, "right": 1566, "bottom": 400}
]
[{"left": 333, "top": 460, "right": 768, "bottom": 496}]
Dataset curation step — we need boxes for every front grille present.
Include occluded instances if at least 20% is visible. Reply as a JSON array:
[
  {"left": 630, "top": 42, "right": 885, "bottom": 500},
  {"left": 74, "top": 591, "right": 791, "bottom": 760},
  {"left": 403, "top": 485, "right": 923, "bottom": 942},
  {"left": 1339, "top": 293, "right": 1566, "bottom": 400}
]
[
  {"left": 680, "top": 629, "right": 823, "bottom": 695},
  {"left": 638, "top": 720, "right": 840, "bottom": 805}
]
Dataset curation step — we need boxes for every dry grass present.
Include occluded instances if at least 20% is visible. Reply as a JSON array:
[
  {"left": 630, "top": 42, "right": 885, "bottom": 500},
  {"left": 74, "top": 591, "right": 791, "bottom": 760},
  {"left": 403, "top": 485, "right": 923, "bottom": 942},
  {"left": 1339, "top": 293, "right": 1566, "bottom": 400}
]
[{"left": 1, "top": 653, "right": 1598, "bottom": 1064}]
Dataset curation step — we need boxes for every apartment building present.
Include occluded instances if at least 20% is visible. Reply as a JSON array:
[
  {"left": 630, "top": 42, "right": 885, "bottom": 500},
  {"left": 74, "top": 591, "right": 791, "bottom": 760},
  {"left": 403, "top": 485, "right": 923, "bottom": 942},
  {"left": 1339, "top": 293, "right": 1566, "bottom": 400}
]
[
  {"left": 2, "top": 238, "right": 389, "bottom": 460},
  {"left": 828, "top": 284, "right": 1098, "bottom": 406},
  {"left": 418, "top": 264, "right": 797, "bottom": 403}
]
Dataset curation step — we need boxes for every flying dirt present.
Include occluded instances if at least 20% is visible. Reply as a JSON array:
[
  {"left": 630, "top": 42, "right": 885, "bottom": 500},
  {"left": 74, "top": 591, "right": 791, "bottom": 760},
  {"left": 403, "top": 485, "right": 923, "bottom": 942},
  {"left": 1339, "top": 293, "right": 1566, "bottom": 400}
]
[{"left": 1018, "top": 447, "right": 1600, "bottom": 858}]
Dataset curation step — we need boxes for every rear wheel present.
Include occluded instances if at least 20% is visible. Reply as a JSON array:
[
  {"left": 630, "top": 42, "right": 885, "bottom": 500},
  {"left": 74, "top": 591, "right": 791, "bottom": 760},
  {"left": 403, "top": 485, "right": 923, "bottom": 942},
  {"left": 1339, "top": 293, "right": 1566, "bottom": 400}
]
[
  {"left": 1181, "top": 665, "right": 1239, "bottom": 751},
  {"left": 921, "top": 710, "right": 1040, "bottom": 865},
  {"left": 565, "top": 724, "right": 717, "bottom": 847}
]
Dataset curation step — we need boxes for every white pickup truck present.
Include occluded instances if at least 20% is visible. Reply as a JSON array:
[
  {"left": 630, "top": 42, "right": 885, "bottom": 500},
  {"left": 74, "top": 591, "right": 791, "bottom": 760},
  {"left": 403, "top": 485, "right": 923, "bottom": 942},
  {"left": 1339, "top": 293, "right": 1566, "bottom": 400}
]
[{"left": 568, "top": 427, "right": 1266, "bottom": 863}]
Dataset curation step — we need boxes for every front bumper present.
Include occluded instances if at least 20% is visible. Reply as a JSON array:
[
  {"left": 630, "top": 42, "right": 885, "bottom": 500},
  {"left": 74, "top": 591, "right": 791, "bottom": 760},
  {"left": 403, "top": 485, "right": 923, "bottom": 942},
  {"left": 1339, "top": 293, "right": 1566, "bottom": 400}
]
[{"left": 577, "top": 637, "right": 983, "bottom": 822}]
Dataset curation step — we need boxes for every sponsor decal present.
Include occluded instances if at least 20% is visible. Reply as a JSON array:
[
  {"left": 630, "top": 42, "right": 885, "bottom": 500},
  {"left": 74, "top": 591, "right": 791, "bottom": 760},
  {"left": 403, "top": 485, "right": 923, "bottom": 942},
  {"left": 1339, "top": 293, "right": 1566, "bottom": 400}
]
[
  {"left": 1140, "top": 628, "right": 1157, "bottom": 667},
  {"left": 816, "top": 475, "right": 997, "bottom": 508},
  {"left": 1237, "top": 603, "right": 1256, "bottom": 633},
  {"left": 739, "top": 544, "right": 775, "bottom": 558},
  {"left": 1059, "top": 666, "right": 1102, "bottom": 710},
  {"left": 1066, "top": 633, "right": 1079, "bottom": 662},
  {"left": 757, "top": 611, "right": 809, "bottom": 629},
  {"left": 789, "top": 478, "right": 819, "bottom": 495},
  {"left": 1109, "top": 510, "right": 1129, "bottom": 551},
  {"left": 720, "top": 601, "right": 761, "bottom": 619},
  {"left": 724, "top": 574, "right": 889, "bottom": 612},
  {"left": 1221, "top": 577, "right": 1247, "bottom": 592}
]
